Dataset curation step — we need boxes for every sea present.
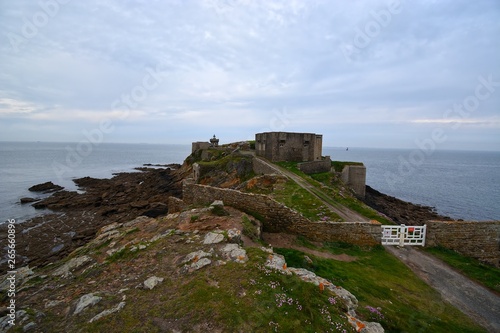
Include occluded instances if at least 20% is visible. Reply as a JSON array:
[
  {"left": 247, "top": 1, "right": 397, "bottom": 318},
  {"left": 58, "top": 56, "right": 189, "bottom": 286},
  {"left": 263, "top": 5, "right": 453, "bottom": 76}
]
[{"left": 1, "top": 142, "right": 499, "bottom": 224}]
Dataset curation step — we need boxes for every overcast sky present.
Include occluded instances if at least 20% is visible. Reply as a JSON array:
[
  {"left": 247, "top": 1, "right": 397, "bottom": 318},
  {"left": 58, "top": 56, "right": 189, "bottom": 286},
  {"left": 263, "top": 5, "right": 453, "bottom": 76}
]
[{"left": 0, "top": 0, "right": 499, "bottom": 150}]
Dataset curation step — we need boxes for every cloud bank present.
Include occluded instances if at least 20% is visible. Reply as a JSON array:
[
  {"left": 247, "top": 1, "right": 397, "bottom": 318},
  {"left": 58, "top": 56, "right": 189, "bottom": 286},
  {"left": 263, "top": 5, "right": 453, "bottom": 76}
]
[{"left": 1, "top": 0, "right": 499, "bottom": 150}]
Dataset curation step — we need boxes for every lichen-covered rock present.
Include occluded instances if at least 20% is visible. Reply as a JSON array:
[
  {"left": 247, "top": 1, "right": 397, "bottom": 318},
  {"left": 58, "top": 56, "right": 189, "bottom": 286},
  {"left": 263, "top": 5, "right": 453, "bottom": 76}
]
[
  {"left": 361, "top": 321, "right": 385, "bottom": 333},
  {"left": 89, "top": 302, "right": 126, "bottom": 323},
  {"left": 143, "top": 276, "right": 164, "bottom": 290},
  {"left": 331, "top": 286, "right": 359, "bottom": 317},
  {"left": 182, "top": 250, "right": 212, "bottom": 264},
  {"left": 0, "top": 266, "right": 34, "bottom": 292},
  {"left": 190, "top": 258, "right": 212, "bottom": 271},
  {"left": 265, "top": 253, "right": 289, "bottom": 273},
  {"left": 203, "top": 232, "right": 225, "bottom": 245},
  {"left": 74, "top": 294, "right": 102, "bottom": 315},
  {"left": 227, "top": 228, "right": 242, "bottom": 244},
  {"left": 52, "top": 256, "right": 93, "bottom": 277},
  {"left": 123, "top": 216, "right": 154, "bottom": 228},
  {"left": 220, "top": 244, "right": 248, "bottom": 263},
  {"left": 265, "top": 251, "right": 383, "bottom": 332},
  {"left": 98, "top": 223, "right": 122, "bottom": 235}
]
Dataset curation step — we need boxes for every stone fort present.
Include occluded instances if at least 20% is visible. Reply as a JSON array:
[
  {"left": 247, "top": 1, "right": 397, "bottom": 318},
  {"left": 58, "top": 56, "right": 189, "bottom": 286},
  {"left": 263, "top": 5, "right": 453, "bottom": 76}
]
[
  {"left": 255, "top": 131, "right": 323, "bottom": 162},
  {"left": 186, "top": 133, "right": 499, "bottom": 266}
]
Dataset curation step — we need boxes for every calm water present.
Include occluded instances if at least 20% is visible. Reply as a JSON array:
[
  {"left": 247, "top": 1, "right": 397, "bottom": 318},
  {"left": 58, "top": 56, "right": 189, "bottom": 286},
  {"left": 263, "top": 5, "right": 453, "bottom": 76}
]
[
  {"left": 324, "top": 147, "right": 500, "bottom": 221},
  {"left": 1, "top": 142, "right": 499, "bottom": 223},
  {"left": 0, "top": 142, "right": 191, "bottom": 223}
]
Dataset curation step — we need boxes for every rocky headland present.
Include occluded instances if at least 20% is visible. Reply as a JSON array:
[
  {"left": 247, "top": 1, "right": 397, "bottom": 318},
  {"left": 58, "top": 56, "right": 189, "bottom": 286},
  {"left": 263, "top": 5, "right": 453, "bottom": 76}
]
[
  {"left": 0, "top": 165, "right": 187, "bottom": 272},
  {"left": 1, "top": 149, "right": 476, "bottom": 333},
  {"left": 1, "top": 150, "right": 454, "bottom": 276}
]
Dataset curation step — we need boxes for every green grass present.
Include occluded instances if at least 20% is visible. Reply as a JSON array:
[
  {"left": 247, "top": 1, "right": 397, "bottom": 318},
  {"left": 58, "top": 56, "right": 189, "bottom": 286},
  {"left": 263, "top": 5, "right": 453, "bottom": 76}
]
[
  {"left": 275, "top": 162, "right": 392, "bottom": 224},
  {"left": 425, "top": 246, "right": 500, "bottom": 293},
  {"left": 272, "top": 179, "right": 342, "bottom": 222},
  {"left": 106, "top": 247, "right": 138, "bottom": 264},
  {"left": 241, "top": 215, "right": 260, "bottom": 242},
  {"left": 275, "top": 244, "right": 486, "bottom": 333},
  {"left": 211, "top": 205, "right": 229, "bottom": 216}
]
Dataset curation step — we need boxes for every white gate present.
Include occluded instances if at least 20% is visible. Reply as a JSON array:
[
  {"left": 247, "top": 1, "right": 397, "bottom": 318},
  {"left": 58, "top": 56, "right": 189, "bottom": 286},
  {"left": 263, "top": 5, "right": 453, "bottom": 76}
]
[{"left": 381, "top": 224, "right": 426, "bottom": 246}]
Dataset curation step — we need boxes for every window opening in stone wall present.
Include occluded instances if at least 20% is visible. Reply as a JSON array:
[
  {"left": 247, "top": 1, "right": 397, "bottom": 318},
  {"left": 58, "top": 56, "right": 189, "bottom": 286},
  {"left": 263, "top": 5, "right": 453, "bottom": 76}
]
[
  {"left": 279, "top": 139, "right": 286, "bottom": 147},
  {"left": 303, "top": 140, "right": 310, "bottom": 147}
]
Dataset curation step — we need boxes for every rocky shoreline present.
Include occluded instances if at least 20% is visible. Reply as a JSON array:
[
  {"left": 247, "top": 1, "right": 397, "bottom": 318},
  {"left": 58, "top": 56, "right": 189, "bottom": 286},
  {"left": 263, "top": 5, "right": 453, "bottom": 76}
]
[
  {"left": 363, "top": 185, "right": 453, "bottom": 226},
  {"left": 0, "top": 165, "right": 188, "bottom": 272},
  {"left": 1, "top": 163, "right": 453, "bottom": 272}
]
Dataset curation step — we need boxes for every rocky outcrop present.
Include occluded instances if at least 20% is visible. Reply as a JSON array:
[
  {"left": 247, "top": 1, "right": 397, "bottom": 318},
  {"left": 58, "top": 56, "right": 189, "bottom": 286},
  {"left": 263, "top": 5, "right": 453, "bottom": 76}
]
[
  {"left": 0, "top": 204, "right": 385, "bottom": 333},
  {"left": 143, "top": 276, "right": 164, "bottom": 290},
  {"left": 52, "top": 255, "right": 93, "bottom": 277},
  {"left": 363, "top": 186, "right": 452, "bottom": 225},
  {"left": 0, "top": 166, "right": 185, "bottom": 272},
  {"left": 74, "top": 294, "right": 102, "bottom": 315},
  {"left": 89, "top": 301, "right": 126, "bottom": 323},
  {"left": 28, "top": 181, "right": 63, "bottom": 193},
  {"left": 20, "top": 197, "right": 41, "bottom": 204},
  {"left": 265, "top": 253, "right": 384, "bottom": 333}
]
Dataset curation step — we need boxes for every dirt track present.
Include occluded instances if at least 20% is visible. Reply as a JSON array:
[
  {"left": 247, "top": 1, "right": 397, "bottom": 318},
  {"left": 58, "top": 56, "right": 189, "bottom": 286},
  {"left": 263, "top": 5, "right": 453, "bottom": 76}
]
[
  {"left": 385, "top": 246, "right": 500, "bottom": 333},
  {"left": 255, "top": 157, "right": 368, "bottom": 222}
]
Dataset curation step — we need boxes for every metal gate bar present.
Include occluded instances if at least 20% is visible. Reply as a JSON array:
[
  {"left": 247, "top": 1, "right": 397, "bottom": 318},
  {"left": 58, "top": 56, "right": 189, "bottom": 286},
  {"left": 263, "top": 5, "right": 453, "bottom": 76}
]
[{"left": 381, "top": 224, "right": 426, "bottom": 246}]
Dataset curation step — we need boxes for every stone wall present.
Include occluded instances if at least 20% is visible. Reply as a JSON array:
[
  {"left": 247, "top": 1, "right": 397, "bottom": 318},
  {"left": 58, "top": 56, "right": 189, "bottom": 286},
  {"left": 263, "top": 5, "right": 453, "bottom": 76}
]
[
  {"left": 426, "top": 220, "right": 500, "bottom": 267},
  {"left": 252, "top": 157, "right": 279, "bottom": 175},
  {"left": 298, "top": 157, "right": 332, "bottom": 174},
  {"left": 341, "top": 165, "right": 367, "bottom": 198},
  {"left": 183, "top": 181, "right": 381, "bottom": 246},
  {"left": 192, "top": 142, "right": 211, "bottom": 153}
]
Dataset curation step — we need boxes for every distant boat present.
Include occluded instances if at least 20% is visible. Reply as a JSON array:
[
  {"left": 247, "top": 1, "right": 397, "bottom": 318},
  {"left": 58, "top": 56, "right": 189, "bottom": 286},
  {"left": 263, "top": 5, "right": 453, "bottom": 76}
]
[{"left": 346, "top": 147, "right": 349, "bottom": 151}]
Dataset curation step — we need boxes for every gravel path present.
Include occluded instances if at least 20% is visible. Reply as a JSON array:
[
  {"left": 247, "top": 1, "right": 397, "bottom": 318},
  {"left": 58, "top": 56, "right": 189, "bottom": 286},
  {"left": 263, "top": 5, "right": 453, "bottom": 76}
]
[{"left": 385, "top": 246, "right": 500, "bottom": 333}]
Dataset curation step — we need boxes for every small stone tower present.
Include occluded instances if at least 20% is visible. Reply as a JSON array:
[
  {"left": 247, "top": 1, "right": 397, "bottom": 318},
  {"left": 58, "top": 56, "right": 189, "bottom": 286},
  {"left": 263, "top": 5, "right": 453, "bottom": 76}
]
[{"left": 210, "top": 135, "right": 219, "bottom": 147}]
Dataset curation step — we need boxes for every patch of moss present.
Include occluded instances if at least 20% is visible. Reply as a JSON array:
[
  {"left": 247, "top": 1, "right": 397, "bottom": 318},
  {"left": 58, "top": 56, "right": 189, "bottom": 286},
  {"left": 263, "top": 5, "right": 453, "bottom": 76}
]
[
  {"left": 242, "top": 215, "right": 260, "bottom": 242},
  {"left": 211, "top": 205, "right": 229, "bottom": 216},
  {"left": 331, "top": 161, "right": 364, "bottom": 173}
]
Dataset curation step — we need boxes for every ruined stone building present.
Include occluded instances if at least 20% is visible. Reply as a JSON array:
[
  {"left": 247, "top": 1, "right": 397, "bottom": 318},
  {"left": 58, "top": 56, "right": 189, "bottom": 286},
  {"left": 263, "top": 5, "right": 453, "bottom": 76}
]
[
  {"left": 192, "top": 135, "right": 220, "bottom": 153},
  {"left": 255, "top": 132, "right": 323, "bottom": 162}
]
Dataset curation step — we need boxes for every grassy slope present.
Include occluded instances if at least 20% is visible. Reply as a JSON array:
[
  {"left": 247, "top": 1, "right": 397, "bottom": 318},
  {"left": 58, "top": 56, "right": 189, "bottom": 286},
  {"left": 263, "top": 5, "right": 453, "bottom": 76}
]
[
  {"left": 84, "top": 248, "right": 357, "bottom": 333},
  {"left": 276, "top": 242, "right": 486, "bottom": 333},
  {"left": 275, "top": 161, "right": 393, "bottom": 224},
  {"left": 271, "top": 179, "right": 343, "bottom": 222}
]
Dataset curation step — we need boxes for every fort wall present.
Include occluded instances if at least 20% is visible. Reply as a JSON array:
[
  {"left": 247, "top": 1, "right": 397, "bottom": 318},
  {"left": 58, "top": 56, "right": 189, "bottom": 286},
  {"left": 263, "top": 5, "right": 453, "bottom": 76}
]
[
  {"left": 182, "top": 181, "right": 381, "bottom": 246},
  {"left": 298, "top": 157, "right": 332, "bottom": 174},
  {"left": 255, "top": 132, "right": 323, "bottom": 162},
  {"left": 181, "top": 172, "right": 498, "bottom": 266},
  {"left": 341, "top": 165, "right": 367, "bottom": 198},
  {"left": 426, "top": 220, "right": 500, "bottom": 267}
]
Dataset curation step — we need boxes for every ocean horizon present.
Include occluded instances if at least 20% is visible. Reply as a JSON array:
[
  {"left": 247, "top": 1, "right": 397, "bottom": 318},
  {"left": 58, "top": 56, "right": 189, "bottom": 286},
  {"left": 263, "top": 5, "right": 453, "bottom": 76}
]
[{"left": 1, "top": 141, "right": 499, "bottom": 224}]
